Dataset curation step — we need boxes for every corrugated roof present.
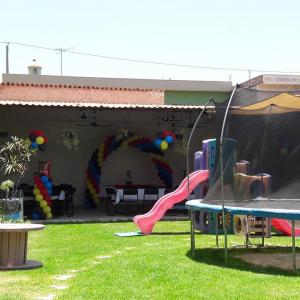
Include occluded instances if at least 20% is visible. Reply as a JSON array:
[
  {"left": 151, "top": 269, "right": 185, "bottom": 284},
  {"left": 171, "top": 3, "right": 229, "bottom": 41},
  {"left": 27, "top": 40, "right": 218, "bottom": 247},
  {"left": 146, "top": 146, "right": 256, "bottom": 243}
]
[{"left": 0, "top": 99, "right": 210, "bottom": 110}]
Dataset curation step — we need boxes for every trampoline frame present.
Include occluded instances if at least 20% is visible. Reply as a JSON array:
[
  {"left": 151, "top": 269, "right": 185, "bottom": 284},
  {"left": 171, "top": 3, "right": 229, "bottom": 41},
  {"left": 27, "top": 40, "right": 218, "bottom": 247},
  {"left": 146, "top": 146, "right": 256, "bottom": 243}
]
[{"left": 186, "top": 200, "right": 298, "bottom": 270}]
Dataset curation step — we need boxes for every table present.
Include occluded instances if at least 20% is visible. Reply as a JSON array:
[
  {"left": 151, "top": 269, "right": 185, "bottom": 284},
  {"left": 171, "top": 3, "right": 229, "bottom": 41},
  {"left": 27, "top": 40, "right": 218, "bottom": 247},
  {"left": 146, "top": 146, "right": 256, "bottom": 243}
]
[
  {"left": 112, "top": 188, "right": 166, "bottom": 204},
  {"left": 0, "top": 223, "right": 45, "bottom": 270}
]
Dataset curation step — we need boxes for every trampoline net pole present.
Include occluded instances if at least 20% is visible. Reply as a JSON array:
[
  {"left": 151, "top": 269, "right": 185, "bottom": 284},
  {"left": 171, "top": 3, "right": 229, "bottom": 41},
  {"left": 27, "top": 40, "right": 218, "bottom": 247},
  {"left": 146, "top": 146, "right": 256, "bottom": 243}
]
[
  {"left": 219, "top": 84, "right": 238, "bottom": 266},
  {"left": 292, "top": 220, "right": 296, "bottom": 270},
  {"left": 186, "top": 98, "right": 214, "bottom": 249},
  {"left": 186, "top": 98, "right": 214, "bottom": 200}
]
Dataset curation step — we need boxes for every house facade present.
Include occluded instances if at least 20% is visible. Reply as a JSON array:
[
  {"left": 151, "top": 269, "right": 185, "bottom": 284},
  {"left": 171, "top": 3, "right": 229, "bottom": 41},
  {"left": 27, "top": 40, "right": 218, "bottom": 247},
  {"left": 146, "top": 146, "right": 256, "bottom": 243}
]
[{"left": 0, "top": 73, "right": 232, "bottom": 210}]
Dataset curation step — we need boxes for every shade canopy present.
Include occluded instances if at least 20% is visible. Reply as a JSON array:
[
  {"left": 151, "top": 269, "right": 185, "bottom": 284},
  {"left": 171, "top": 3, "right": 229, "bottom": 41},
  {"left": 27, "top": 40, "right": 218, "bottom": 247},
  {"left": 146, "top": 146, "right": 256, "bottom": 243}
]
[{"left": 231, "top": 92, "right": 300, "bottom": 115}]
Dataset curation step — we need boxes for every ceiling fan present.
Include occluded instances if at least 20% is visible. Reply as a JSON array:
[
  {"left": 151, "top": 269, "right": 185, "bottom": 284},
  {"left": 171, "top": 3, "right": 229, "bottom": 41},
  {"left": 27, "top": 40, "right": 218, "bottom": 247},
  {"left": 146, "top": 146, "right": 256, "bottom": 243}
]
[{"left": 76, "top": 112, "right": 113, "bottom": 127}]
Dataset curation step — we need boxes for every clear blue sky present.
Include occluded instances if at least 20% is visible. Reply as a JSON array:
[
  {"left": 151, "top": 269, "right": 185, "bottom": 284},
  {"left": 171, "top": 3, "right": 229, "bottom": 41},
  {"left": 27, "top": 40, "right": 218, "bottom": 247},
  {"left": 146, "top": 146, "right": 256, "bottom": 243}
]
[{"left": 1, "top": 0, "right": 300, "bottom": 83}]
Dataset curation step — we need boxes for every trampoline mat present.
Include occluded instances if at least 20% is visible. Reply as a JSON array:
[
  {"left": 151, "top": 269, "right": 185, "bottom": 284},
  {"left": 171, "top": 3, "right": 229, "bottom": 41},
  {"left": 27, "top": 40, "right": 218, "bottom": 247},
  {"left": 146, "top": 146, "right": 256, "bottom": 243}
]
[{"left": 203, "top": 198, "right": 300, "bottom": 210}]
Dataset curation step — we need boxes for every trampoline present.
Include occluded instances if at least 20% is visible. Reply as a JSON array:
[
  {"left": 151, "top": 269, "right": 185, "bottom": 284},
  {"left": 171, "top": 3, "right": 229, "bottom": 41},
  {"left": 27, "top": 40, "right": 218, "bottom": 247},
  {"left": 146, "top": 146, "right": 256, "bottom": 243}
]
[{"left": 185, "top": 85, "right": 300, "bottom": 270}]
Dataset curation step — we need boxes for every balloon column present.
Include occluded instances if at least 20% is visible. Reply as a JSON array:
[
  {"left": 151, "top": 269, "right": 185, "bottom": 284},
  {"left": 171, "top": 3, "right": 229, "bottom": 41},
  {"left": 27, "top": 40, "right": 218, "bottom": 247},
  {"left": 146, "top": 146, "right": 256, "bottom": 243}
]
[
  {"left": 28, "top": 130, "right": 48, "bottom": 151},
  {"left": 33, "top": 163, "right": 53, "bottom": 220},
  {"left": 154, "top": 130, "right": 176, "bottom": 151},
  {"left": 85, "top": 131, "right": 174, "bottom": 208}
]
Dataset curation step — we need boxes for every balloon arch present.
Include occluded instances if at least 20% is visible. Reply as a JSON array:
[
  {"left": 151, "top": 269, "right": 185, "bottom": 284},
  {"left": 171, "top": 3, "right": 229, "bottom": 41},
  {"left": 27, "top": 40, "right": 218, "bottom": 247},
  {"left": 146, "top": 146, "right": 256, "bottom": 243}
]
[{"left": 85, "top": 131, "right": 174, "bottom": 208}]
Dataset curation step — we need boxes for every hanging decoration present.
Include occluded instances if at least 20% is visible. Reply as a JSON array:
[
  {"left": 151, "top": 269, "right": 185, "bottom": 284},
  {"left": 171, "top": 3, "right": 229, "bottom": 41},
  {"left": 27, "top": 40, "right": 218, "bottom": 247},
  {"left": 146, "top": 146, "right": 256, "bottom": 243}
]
[
  {"left": 174, "top": 128, "right": 189, "bottom": 155},
  {"left": 85, "top": 130, "right": 174, "bottom": 208},
  {"left": 58, "top": 128, "right": 79, "bottom": 150},
  {"left": 32, "top": 161, "right": 53, "bottom": 219},
  {"left": 278, "top": 135, "right": 289, "bottom": 156},
  {"left": 28, "top": 130, "right": 48, "bottom": 151},
  {"left": 154, "top": 130, "right": 176, "bottom": 151}
]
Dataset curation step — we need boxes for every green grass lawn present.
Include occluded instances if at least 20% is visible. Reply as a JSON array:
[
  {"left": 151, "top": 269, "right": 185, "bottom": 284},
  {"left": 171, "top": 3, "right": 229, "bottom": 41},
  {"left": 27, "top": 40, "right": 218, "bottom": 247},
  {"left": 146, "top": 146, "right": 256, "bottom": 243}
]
[{"left": 1, "top": 221, "right": 300, "bottom": 300}]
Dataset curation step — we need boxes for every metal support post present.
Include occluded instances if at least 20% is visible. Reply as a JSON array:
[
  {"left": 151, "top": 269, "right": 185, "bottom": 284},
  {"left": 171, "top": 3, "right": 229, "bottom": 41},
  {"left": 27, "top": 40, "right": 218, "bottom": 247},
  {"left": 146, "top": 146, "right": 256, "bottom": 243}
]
[
  {"left": 215, "top": 213, "right": 219, "bottom": 247},
  {"left": 292, "top": 220, "right": 296, "bottom": 270},
  {"left": 191, "top": 211, "right": 195, "bottom": 257}
]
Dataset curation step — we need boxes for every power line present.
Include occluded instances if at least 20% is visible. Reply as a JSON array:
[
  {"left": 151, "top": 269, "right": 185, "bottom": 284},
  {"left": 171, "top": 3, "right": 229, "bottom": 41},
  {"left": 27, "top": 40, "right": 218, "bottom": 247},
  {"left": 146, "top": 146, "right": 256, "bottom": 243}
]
[{"left": 3, "top": 41, "right": 300, "bottom": 75}]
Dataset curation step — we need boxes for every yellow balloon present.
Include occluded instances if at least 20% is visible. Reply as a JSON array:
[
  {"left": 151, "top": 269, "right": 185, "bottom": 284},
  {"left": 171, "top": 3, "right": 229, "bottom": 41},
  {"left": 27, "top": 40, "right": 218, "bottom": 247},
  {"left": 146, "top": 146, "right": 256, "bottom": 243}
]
[
  {"left": 40, "top": 200, "right": 47, "bottom": 208},
  {"left": 160, "top": 140, "right": 168, "bottom": 151},
  {"left": 46, "top": 213, "right": 52, "bottom": 219},
  {"left": 35, "top": 194, "right": 43, "bottom": 202},
  {"left": 43, "top": 206, "right": 51, "bottom": 214},
  {"left": 36, "top": 136, "right": 45, "bottom": 145},
  {"left": 33, "top": 188, "right": 40, "bottom": 195}
]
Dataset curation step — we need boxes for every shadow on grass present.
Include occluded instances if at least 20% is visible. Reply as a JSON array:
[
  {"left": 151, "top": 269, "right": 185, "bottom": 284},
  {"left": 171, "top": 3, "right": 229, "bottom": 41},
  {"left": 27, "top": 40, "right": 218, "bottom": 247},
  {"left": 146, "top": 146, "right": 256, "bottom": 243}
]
[{"left": 186, "top": 246, "right": 300, "bottom": 276}]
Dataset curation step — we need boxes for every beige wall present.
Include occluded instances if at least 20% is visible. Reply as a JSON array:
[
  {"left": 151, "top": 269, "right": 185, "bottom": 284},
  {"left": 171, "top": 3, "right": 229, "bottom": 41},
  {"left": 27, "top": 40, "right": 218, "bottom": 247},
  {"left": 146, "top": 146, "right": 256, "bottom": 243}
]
[{"left": 0, "top": 106, "right": 216, "bottom": 206}]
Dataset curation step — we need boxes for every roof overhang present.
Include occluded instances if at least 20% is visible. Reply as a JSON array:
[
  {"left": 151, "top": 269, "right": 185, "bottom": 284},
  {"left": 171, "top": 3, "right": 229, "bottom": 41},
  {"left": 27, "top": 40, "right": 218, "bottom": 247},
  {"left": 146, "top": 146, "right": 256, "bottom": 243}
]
[{"left": 0, "top": 99, "right": 215, "bottom": 111}]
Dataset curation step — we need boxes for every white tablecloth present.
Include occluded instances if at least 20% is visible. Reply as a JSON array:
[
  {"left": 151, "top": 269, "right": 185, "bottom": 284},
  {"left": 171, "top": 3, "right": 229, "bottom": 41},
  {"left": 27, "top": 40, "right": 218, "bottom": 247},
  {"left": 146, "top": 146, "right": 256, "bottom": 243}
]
[{"left": 114, "top": 188, "right": 166, "bottom": 204}]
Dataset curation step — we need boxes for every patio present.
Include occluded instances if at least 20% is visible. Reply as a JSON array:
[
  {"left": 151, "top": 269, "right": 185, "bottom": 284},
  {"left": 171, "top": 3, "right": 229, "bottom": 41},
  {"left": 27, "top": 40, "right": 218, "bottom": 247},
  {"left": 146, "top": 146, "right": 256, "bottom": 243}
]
[{"left": 30, "top": 206, "right": 189, "bottom": 224}]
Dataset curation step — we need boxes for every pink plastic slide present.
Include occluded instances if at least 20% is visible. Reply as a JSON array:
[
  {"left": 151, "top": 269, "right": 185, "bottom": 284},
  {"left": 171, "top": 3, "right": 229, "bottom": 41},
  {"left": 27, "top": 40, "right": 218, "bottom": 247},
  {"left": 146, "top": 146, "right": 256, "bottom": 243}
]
[
  {"left": 133, "top": 170, "right": 209, "bottom": 235},
  {"left": 271, "top": 219, "right": 300, "bottom": 236}
]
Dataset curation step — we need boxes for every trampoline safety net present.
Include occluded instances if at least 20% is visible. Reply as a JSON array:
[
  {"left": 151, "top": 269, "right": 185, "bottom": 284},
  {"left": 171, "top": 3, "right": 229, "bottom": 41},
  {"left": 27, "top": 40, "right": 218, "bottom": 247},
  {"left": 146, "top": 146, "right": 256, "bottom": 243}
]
[{"left": 202, "top": 87, "right": 300, "bottom": 211}]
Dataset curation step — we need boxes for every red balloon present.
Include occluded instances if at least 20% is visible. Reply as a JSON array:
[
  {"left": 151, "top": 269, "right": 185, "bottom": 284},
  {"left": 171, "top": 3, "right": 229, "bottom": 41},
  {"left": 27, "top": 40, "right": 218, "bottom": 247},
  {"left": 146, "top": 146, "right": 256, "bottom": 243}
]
[
  {"left": 36, "top": 182, "right": 44, "bottom": 190},
  {"left": 171, "top": 132, "right": 176, "bottom": 140},
  {"left": 36, "top": 130, "right": 45, "bottom": 137},
  {"left": 44, "top": 136, "right": 49, "bottom": 143},
  {"left": 30, "top": 130, "right": 39, "bottom": 136},
  {"left": 34, "top": 175, "right": 41, "bottom": 184},
  {"left": 162, "top": 130, "right": 169, "bottom": 138}
]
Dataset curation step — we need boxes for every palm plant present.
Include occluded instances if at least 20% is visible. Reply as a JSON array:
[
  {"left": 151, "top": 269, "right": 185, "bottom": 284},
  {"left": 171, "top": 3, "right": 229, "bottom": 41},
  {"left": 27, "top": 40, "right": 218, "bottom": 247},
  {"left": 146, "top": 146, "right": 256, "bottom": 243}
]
[{"left": 0, "top": 136, "right": 36, "bottom": 222}]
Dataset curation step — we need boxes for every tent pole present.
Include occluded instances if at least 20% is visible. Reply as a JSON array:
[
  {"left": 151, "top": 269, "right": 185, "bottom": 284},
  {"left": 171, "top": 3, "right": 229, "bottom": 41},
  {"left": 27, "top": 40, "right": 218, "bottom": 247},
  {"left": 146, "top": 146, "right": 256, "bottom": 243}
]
[
  {"left": 186, "top": 98, "right": 214, "bottom": 200},
  {"left": 219, "top": 84, "right": 238, "bottom": 266}
]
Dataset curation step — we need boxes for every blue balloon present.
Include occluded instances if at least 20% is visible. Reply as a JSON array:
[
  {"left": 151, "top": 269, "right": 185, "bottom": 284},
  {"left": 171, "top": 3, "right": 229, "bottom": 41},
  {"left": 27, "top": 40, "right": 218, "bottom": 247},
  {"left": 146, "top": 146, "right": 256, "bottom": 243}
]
[
  {"left": 47, "top": 189, "right": 52, "bottom": 195},
  {"left": 155, "top": 139, "right": 163, "bottom": 148},
  {"left": 31, "top": 142, "right": 38, "bottom": 149},
  {"left": 41, "top": 175, "right": 49, "bottom": 183},
  {"left": 45, "top": 182, "right": 52, "bottom": 189},
  {"left": 165, "top": 136, "right": 174, "bottom": 144}
]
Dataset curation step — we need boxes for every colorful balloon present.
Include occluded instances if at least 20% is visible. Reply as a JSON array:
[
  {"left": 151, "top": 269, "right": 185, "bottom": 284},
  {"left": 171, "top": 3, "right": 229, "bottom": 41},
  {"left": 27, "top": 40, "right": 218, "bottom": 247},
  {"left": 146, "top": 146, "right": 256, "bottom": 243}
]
[
  {"left": 160, "top": 140, "right": 168, "bottom": 151},
  {"left": 40, "top": 200, "right": 47, "bottom": 208},
  {"left": 45, "top": 182, "right": 52, "bottom": 189},
  {"left": 155, "top": 139, "right": 163, "bottom": 148},
  {"left": 162, "top": 130, "right": 169, "bottom": 138},
  {"left": 46, "top": 213, "right": 52, "bottom": 220},
  {"left": 41, "top": 176, "right": 49, "bottom": 183},
  {"left": 31, "top": 142, "right": 38, "bottom": 149},
  {"left": 36, "top": 136, "right": 45, "bottom": 145},
  {"left": 35, "top": 194, "right": 43, "bottom": 202},
  {"left": 33, "top": 188, "right": 40, "bottom": 195},
  {"left": 165, "top": 135, "right": 174, "bottom": 144},
  {"left": 43, "top": 206, "right": 51, "bottom": 214}
]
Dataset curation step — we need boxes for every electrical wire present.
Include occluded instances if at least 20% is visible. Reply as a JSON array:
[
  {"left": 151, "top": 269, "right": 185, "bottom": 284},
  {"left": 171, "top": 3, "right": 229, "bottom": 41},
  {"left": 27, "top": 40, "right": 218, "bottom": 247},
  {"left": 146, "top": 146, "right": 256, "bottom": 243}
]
[{"left": 2, "top": 41, "right": 300, "bottom": 75}]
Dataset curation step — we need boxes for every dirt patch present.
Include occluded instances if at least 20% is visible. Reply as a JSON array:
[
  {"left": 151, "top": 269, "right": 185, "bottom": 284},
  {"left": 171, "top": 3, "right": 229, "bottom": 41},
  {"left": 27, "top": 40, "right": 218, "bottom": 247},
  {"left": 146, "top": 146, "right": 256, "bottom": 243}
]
[{"left": 234, "top": 253, "right": 300, "bottom": 270}]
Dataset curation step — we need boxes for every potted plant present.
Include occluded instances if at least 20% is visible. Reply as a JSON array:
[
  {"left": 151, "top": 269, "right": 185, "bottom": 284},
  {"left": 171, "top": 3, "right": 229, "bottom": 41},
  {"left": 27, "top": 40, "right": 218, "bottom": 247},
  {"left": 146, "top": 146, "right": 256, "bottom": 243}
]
[{"left": 0, "top": 136, "right": 36, "bottom": 222}]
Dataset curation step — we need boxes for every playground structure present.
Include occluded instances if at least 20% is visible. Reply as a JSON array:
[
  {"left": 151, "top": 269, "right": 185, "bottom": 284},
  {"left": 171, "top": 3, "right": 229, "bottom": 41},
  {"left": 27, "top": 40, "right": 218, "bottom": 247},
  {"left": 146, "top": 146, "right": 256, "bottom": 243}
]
[{"left": 134, "top": 86, "right": 300, "bottom": 270}]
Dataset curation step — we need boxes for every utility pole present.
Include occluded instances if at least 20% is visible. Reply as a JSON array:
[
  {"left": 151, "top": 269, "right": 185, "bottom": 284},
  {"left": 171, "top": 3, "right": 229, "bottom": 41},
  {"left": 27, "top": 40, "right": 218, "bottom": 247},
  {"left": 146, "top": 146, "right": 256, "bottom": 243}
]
[
  {"left": 56, "top": 48, "right": 65, "bottom": 76},
  {"left": 56, "top": 47, "right": 73, "bottom": 76},
  {"left": 5, "top": 42, "right": 10, "bottom": 74}
]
